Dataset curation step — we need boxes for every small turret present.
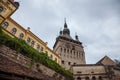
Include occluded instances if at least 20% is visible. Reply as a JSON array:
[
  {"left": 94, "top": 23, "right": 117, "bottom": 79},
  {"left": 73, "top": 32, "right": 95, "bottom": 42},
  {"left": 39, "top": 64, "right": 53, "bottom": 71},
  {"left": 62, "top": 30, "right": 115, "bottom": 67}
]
[
  {"left": 27, "top": 27, "right": 30, "bottom": 31},
  {"left": 14, "top": 2, "right": 20, "bottom": 8},
  {"left": 59, "top": 30, "right": 63, "bottom": 35},
  {"left": 75, "top": 34, "right": 79, "bottom": 41}
]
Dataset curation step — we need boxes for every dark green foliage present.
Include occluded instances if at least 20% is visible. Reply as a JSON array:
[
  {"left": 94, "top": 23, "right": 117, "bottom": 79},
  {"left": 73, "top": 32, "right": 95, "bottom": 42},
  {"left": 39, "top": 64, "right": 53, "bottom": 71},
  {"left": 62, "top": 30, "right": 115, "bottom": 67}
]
[
  {"left": 0, "top": 30, "right": 73, "bottom": 80},
  {"left": 0, "top": 26, "right": 2, "bottom": 34}
]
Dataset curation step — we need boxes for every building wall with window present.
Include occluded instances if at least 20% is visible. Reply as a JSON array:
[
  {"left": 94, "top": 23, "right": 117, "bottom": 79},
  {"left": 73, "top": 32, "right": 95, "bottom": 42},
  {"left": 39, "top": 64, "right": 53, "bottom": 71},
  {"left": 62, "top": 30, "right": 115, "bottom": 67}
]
[
  {"left": 70, "top": 56, "right": 120, "bottom": 80},
  {"left": 70, "top": 64, "right": 108, "bottom": 80},
  {"left": 0, "top": 0, "right": 19, "bottom": 24},
  {"left": 1, "top": 17, "right": 61, "bottom": 64},
  {"left": 53, "top": 21, "right": 86, "bottom": 70},
  {"left": 0, "top": 0, "right": 61, "bottom": 65}
]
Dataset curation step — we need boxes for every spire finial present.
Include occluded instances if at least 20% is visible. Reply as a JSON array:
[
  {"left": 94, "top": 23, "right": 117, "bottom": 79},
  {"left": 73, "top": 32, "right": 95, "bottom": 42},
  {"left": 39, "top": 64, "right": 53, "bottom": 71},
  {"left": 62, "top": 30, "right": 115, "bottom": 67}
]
[
  {"left": 64, "top": 18, "right": 67, "bottom": 28},
  {"left": 64, "top": 18, "right": 66, "bottom": 23},
  {"left": 75, "top": 33, "right": 79, "bottom": 40}
]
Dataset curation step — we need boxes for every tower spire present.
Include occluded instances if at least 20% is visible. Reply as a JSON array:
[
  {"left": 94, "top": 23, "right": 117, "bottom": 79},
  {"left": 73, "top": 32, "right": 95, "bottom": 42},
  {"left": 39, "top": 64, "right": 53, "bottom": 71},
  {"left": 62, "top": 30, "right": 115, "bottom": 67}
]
[{"left": 64, "top": 18, "right": 67, "bottom": 28}]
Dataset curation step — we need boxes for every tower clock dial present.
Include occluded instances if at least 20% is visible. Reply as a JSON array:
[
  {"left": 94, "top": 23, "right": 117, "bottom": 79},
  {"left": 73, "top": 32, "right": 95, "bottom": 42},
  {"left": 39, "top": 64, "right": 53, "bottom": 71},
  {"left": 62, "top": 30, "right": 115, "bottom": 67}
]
[{"left": 65, "top": 43, "right": 70, "bottom": 48}]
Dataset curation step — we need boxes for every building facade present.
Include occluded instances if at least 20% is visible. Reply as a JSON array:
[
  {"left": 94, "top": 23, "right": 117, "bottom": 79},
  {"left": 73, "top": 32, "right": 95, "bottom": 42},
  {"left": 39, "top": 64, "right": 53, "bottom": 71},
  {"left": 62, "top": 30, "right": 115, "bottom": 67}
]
[
  {"left": 53, "top": 21, "right": 86, "bottom": 70},
  {"left": 0, "top": 0, "right": 61, "bottom": 64},
  {"left": 71, "top": 64, "right": 109, "bottom": 80},
  {"left": 70, "top": 56, "right": 120, "bottom": 80},
  {"left": 1, "top": 1, "right": 120, "bottom": 80},
  {"left": 0, "top": 0, "right": 19, "bottom": 24}
]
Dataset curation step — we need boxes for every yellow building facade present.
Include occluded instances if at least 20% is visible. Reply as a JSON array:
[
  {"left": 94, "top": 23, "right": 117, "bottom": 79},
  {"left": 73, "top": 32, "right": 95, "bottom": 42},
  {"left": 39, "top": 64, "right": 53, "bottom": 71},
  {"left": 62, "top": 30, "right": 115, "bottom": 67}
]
[{"left": 0, "top": 0, "right": 61, "bottom": 64}]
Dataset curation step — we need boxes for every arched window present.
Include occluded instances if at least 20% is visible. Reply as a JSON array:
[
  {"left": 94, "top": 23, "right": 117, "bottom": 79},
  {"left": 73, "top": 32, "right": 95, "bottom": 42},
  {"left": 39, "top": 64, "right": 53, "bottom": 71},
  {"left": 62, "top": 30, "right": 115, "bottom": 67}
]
[
  {"left": 40, "top": 47, "right": 43, "bottom": 52},
  {"left": 79, "top": 53, "right": 81, "bottom": 59},
  {"left": 64, "top": 48, "right": 66, "bottom": 53},
  {"left": 0, "top": 6, "right": 3, "bottom": 13},
  {"left": 77, "top": 52, "right": 79, "bottom": 58},
  {"left": 70, "top": 50, "right": 72, "bottom": 53},
  {"left": 45, "top": 51, "right": 48, "bottom": 55},
  {"left": 37, "top": 45, "right": 40, "bottom": 50},
  {"left": 99, "top": 76, "right": 103, "bottom": 80},
  {"left": 62, "top": 60, "right": 64, "bottom": 64},
  {"left": 67, "top": 49, "right": 69, "bottom": 53},
  {"left": 18, "top": 33, "right": 24, "bottom": 39},
  {"left": 50, "top": 54, "right": 53, "bottom": 59},
  {"left": 74, "top": 51, "right": 76, "bottom": 58},
  {"left": 68, "top": 62, "right": 71, "bottom": 65},
  {"left": 31, "top": 41, "right": 35, "bottom": 47},
  {"left": 2, "top": 22, "right": 9, "bottom": 29},
  {"left": 55, "top": 58, "right": 57, "bottom": 62},
  {"left": 85, "top": 77, "right": 90, "bottom": 80},
  {"left": 11, "top": 28, "right": 17, "bottom": 34},
  {"left": 77, "top": 77, "right": 81, "bottom": 80},
  {"left": 92, "top": 76, "right": 96, "bottom": 80},
  {"left": 26, "top": 37, "right": 31, "bottom": 44},
  {"left": 60, "top": 47, "right": 62, "bottom": 53}
]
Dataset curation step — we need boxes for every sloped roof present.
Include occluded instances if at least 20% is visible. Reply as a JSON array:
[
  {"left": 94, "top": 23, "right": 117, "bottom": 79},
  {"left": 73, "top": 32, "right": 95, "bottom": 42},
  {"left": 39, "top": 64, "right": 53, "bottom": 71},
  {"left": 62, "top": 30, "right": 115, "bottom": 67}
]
[{"left": 96, "top": 56, "right": 116, "bottom": 66}]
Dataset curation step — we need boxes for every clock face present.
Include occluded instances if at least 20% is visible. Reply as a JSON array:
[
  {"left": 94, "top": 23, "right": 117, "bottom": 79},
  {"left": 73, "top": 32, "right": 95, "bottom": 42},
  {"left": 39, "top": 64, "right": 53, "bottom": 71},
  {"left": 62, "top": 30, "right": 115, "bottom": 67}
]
[{"left": 65, "top": 43, "right": 70, "bottom": 48}]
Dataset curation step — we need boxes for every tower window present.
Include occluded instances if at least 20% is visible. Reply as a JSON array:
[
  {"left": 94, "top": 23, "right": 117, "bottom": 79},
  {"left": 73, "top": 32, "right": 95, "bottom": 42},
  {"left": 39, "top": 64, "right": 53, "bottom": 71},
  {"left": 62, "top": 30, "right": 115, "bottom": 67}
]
[
  {"left": 68, "top": 62, "right": 71, "bottom": 65},
  {"left": 64, "top": 48, "right": 66, "bottom": 53},
  {"left": 18, "top": 33, "right": 24, "bottom": 39},
  {"left": 77, "top": 77, "right": 81, "bottom": 80},
  {"left": 11, "top": 28, "right": 17, "bottom": 34},
  {"left": 60, "top": 47, "right": 62, "bottom": 53},
  {"left": 73, "top": 63, "right": 76, "bottom": 65},
  {"left": 0, "top": 6, "right": 3, "bottom": 13},
  {"left": 2, "top": 22, "right": 9, "bottom": 29},
  {"left": 77, "top": 52, "right": 79, "bottom": 58},
  {"left": 99, "top": 76, "right": 103, "bottom": 80},
  {"left": 62, "top": 60, "right": 64, "bottom": 64},
  {"left": 72, "top": 46, "right": 75, "bottom": 50},
  {"left": 85, "top": 77, "right": 90, "bottom": 80},
  {"left": 67, "top": 49, "right": 69, "bottom": 53},
  {"left": 92, "top": 76, "right": 96, "bottom": 80}
]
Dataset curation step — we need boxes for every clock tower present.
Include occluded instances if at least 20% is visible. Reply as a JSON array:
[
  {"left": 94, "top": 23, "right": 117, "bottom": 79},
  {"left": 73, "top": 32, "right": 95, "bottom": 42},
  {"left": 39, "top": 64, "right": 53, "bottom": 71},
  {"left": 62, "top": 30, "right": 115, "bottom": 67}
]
[{"left": 53, "top": 20, "right": 86, "bottom": 70}]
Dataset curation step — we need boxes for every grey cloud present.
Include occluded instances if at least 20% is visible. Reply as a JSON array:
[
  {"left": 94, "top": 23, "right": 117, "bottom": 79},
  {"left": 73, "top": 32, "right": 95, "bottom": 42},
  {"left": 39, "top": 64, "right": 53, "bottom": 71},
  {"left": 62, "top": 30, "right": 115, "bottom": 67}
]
[{"left": 13, "top": 0, "right": 120, "bottom": 63}]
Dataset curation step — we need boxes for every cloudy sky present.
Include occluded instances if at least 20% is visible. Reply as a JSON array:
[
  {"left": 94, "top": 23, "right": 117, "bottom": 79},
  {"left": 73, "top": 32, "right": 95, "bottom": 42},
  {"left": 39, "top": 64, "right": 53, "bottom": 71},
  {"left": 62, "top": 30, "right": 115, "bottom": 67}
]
[{"left": 12, "top": 0, "right": 120, "bottom": 63}]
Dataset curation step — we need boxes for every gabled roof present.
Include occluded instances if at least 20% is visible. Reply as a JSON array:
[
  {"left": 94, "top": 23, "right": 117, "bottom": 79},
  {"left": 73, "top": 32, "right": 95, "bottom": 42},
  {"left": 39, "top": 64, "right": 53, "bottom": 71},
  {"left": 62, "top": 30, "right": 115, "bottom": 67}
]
[{"left": 96, "top": 56, "right": 116, "bottom": 66}]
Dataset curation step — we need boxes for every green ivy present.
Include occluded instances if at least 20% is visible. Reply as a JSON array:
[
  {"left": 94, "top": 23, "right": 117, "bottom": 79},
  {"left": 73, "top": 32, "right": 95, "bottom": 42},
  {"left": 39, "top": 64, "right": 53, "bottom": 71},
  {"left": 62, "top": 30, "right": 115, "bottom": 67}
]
[
  {"left": 0, "top": 26, "right": 3, "bottom": 34},
  {"left": 0, "top": 26, "right": 73, "bottom": 80}
]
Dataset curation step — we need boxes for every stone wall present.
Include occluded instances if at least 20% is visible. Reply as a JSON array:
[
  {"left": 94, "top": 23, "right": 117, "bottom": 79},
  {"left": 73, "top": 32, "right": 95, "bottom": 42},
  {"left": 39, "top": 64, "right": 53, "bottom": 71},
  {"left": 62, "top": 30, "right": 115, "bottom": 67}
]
[{"left": 0, "top": 45, "right": 66, "bottom": 80}]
